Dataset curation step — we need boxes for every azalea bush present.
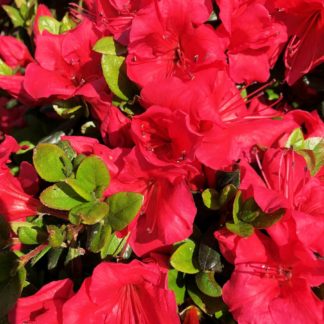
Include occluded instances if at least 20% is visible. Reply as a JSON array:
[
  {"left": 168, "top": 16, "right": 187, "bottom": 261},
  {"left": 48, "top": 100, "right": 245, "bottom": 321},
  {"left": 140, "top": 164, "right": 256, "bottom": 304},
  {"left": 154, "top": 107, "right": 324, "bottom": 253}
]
[{"left": 0, "top": 0, "right": 323, "bottom": 323}]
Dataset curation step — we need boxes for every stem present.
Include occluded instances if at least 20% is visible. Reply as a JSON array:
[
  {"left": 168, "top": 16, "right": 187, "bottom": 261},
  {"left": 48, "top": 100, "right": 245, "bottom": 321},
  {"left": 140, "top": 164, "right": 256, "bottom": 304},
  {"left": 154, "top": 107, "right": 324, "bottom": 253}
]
[
  {"left": 38, "top": 205, "right": 68, "bottom": 220},
  {"left": 20, "top": 243, "right": 48, "bottom": 266}
]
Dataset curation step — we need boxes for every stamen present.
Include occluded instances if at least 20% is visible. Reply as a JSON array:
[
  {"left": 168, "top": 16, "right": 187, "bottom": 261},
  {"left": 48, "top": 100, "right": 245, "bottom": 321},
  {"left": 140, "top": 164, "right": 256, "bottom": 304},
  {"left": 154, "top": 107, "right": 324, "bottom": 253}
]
[{"left": 253, "top": 148, "right": 272, "bottom": 189}]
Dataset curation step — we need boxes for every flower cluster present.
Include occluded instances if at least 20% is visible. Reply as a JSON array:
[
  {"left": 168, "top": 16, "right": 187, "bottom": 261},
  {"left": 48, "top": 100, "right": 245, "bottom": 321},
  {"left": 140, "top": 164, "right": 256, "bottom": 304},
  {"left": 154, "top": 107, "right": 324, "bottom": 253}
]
[{"left": 0, "top": 0, "right": 323, "bottom": 323}]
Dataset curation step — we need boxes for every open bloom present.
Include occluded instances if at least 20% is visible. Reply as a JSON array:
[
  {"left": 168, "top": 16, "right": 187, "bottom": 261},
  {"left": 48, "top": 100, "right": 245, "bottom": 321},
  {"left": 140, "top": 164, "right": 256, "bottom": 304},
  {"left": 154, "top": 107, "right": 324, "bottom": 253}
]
[
  {"left": 9, "top": 279, "right": 74, "bottom": 324},
  {"left": 62, "top": 260, "right": 179, "bottom": 324},
  {"left": 220, "top": 231, "right": 324, "bottom": 324}
]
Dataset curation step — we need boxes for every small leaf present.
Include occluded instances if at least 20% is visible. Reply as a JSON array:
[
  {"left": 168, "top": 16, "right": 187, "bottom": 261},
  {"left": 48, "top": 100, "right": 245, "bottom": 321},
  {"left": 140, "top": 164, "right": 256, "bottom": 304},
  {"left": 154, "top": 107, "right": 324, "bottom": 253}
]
[
  {"left": 33, "top": 143, "right": 73, "bottom": 182},
  {"left": 106, "top": 192, "right": 143, "bottom": 231},
  {"left": 76, "top": 156, "right": 110, "bottom": 198},
  {"left": 47, "top": 247, "right": 64, "bottom": 270},
  {"left": 285, "top": 128, "right": 304, "bottom": 148},
  {"left": 69, "top": 201, "right": 109, "bottom": 225},
  {"left": 93, "top": 36, "right": 126, "bottom": 56},
  {"left": 53, "top": 104, "right": 83, "bottom": 119},
  {"left": 2, "top": 5, "right": 24, "bottom": 27},
  {"left": 0, "top": 58, "right": 13, "bottom": 76},
  {"left": 56, "top": 140, "right": 77, "bottom": 161},
  {"left": 198, "top": 242, "right": 223, "bottom": 273},
  {"left": 47, "top": 225, "right": 64, "bottom": 248},
  {"left": 65, "top": 178, "right": 95, "bottom": 202},
  {"left": 170, "top": 240, "right": 199, "bottom": 274},
  {"left": 38, "top": 16, "right": 61, "bottom": 34},
  {"left": 187, "top": 280, "right": 223, "bottom": 315},
  {"left": 64, "top": 247, "right": 84, "bottom": 266},
  {"left": 101, "top": 54, "right": 135, "bottom": 101},
  {"left": 100, "top": 233, "right": 127, "bottom": 258},
  {"left": 232, "top": 191, "right": 243, "bottom": 224},
  {"left": 219, "top": 184, "right": 237, "bottom": 207},
  {"left": 202, "top": 189, "right": 220, "bottom": 210},
  {"left": 87, "top": 221, "right": 112, "bottom": 254},
  {"left": 226, "top": 222, "right": 254, "bottom": 237},
  {"left": 195, "top": 272, "right": 222, "bottom": 297},
  {"left": 18, "top": 226, "right": 47, "bottom": 245},
  {"left": 250, "top": 208, "right": 285, "bottom": 229},
  {"left": 168, "top": 269, "right": 186, "bottom": 305},
  {"left": 40, "top": 183, "right": 86, "bottom": 211}
]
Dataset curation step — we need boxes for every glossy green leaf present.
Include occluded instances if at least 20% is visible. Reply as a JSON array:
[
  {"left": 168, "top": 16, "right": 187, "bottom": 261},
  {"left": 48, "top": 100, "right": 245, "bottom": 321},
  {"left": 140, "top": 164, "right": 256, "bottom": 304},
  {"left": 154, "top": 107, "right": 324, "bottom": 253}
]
[
  {"left": 219, "top": 184, "right": 237, "bottom": 207},
  {"left": 202, "top": 189, "right": 220, "bottom": 210},
  {"left": 285, "top": 128, "right": 304, "bottom": 148},
  {"left": 107, "top": 192, "right": 143, "bottom": 231},
  {"left": 187, "top": 280, "right": 223, "bottom": 315},
  {"left": 65, "top": 178, "right": 94, "bottom": 202},
  {"left": 2, "top": 5, "right": 24, "bottom": 27},
  {"left": 18, "top": 226, "right": 47, "bottom": 245},
  {"left": 170, "top": 240, "right": 199, "bottom": 274},
  {"left": 100, "top": 233, "right": 127, "bottom": 259},
  {"left": 168, "top": 269, "right": 186, "bottom": 305},
  {"left": 64, "top": 247, "right": 84, "bottom": 266},
  {"left": 69, "top": 201, "right": 109, "bottom": 225},
  {"left": 102, "top": 54, "right": 134, "bottom": 101},
  {"left": 40, "top": 183, "right": 86, "bottom": 210},
  {"left": 232, "top": 191, "right": 243, "bottom": 224},
  {"left": 33, "top": 143, "right": 73, "bottom": 182},
  {"left": 195, "top": 272, "right": 222, "bottom": 297},
  {"left": 198, "top": 242, "right": 223, "bottom": 273},
  {"left": 76, "top": 156, "right": 110, "bottom": 198},
  {"left": 216, "top": 170, "right": 240, "bottom": 190},
  {"left": 226, "top": 222, "right": 254, "bottom": 237},
  {"left": 0, "top": 58, "right": 13, "bottom": 76},
  {"left": 38, "top": 16, "right": 61, "bottom": 34},
  {"left": 56, "top": 140, "right": 77, "bottom": 161},
  {"left": 250, "top": 208, "right": 285, "bottom": 229},
  {"left": 93, "top": 36, "right": 126, "bottom": 56}
]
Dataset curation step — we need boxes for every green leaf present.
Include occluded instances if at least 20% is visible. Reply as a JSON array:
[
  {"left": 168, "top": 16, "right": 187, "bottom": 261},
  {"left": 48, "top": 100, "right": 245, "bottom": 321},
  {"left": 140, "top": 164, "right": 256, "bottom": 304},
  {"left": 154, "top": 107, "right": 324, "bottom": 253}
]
[
  {"left": 170, "top": 240, "right": 199, "bottom": 274},
  {"left": 198, "top": 242, "right": 223, "bottom": 273},
  {"left": 100, "top": 233, "right": 127, "bottom": 259},
  {"left": 187, "top": 280, "right": 223, "bottom": 315},
  {"left": 250, "top": 208, "right": 285, "bottom": 229},
  {"left": 53, "top": 104, "right": 83, "bottom": 119},
  {"left": 219, "top": 184, "right": 237, "bottom": 207},
  {"left": 0, "top": 264, "right": 26, "bottom": 317},
  {"left": 33, "top": 143, "right": 73, "bottom": 182},
  {"left": 87, "top": 221, "right": 112, "bottom": 254},
  {"left": 18, "top": 226, "right": 47, "bottom": 245},
  {"left": 69, "top": 201, "right": 109, "bottom": 225},
  {"left": 56, "top": 140, "right": 77, "bottom": 161},
  {"left": 202, "top": 189, "right": 220, "bottom": 210},
  {"left": 60, "top": 13, "right": 76, "bottom": 33},
  {"left": 101, "top": 54, "right": 134, "bottom": 101},
  {"left": 226, "top": 222, "right": 254, "bottom": 237},
  {"left": 168, "top": 269, "right": 186, "bottom": 305},
  {"left": 285, "top": 128, "right": 304, "bottom": 148},
  {"left": 38, "top": 16, "right": 61, "bottom": 34},
  {"left": 0, "top": 58, "right": 13, "bottom": 76},
  {"left": 47, "top": 247, "right": 64, "bottom": 270},
  {"left": 75, "top": 156, "right": 110, "bottom": 198},
  {"left": 2, "top": 5, "right": 24, "bottom": 27},
  {"left": 195, "top": 272, "right": 222, "bottom": 297},
  {"left": 106, "top": 192, "right": 143, "bottom": 231},
  {"left": 64, "top": 247, "right": 84, "bottom": 266},
  {"left": 93, "top": 36, "right": 126, "bottom": 56},
  {"left": 232, "top": 191, "right": 243, "bottom": 224},
  {"left": 47, "top": 225, "right": 64, "bottom": 248},
  {"left": 40, "top": 182, "right": 86, "bottom": 211},
  {"left": 65, "top": 178, "right": 95, "bottom": 202}
]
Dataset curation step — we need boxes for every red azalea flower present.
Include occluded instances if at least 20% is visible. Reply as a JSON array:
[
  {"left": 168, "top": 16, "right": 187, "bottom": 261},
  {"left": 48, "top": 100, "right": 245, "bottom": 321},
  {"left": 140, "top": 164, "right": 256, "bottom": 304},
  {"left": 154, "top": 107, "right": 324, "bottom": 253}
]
[
  {"left": 81, "top": 0, "right": 151, "bottom": 45},
  {"left": 272, "top": 0, "right": 324, "bottom": 84},
  {"left": 126, "top": 0, "right": 225, "bottom": 87},
  {"left": 0, "top": 134, "right": 20, "bottom": 168},
  {"left": 216, "top": 0, "right": 287, "bottom": 83},
  {"left": 220, "top": 231, "right": 324, "bottom": 324},
  {"left": 23, "top": 19, "right": 111, "bottom": 120},
  {"left": 9, "top": 279, "right": 74, "bottom": 324},
  {"left": 62, "top": 260, "right": 179, "bottom": 324}
]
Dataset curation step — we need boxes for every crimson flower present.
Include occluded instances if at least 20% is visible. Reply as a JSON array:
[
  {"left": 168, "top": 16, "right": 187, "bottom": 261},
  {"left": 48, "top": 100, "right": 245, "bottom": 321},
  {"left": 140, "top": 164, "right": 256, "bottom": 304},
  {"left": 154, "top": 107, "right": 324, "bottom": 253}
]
[
  {"left": 126, "top": 0, "right": 225, "bottom": 87},
  {"left": 9, "top": 279, "right": 74, "bottom": 324},
  {"left": 220, "top": 231, "right": 324, "bottom": 324},
  {"left": 62, "top": 260, "right": 179, "bottom": 323}
]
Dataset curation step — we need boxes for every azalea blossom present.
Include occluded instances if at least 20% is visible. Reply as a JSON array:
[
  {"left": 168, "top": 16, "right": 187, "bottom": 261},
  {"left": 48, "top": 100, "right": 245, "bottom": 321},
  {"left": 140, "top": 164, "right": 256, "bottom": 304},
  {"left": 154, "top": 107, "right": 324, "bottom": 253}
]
[{"left": 62, "top": 260, "right": 179, "bottom": 323}]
